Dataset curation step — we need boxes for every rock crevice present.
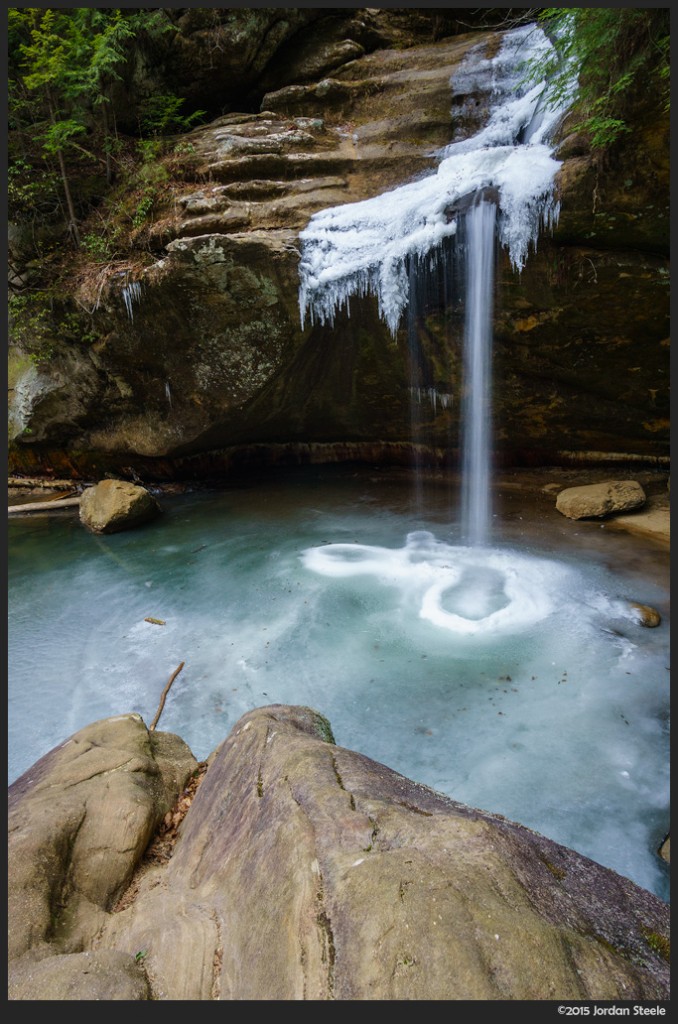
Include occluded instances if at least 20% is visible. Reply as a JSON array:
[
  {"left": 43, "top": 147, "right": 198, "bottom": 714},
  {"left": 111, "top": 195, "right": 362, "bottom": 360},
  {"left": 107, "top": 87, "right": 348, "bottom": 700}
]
[{"left": 8, "top": 705, "right": 670, "bottom": 1001}]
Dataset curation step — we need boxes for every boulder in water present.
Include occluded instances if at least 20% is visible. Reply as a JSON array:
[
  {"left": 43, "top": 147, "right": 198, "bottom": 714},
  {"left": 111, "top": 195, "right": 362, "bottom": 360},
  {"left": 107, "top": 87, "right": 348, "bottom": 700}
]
[
  {"left": 629, "top": 602, "right": 662, "bottom": 628},
  {"left": 79, "top": 479, "right": 161, "bottom": 533},
  {"left": 555, "top": 480, "right": 646, "bottom": 520}
]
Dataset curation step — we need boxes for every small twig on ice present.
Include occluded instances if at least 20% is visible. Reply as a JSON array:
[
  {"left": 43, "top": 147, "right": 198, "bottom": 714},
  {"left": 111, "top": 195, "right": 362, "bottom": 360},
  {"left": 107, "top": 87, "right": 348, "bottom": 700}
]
[{"left": 149, "top": 662, "right": 185, "bottom": 732}]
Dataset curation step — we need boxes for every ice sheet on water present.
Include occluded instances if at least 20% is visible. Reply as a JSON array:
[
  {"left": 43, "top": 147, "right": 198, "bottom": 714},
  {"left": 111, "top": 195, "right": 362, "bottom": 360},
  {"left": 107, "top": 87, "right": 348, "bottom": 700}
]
[
  {"left": 301, "top": 530, "right": 666, "bottom": 651},
  {"left": 8, "top": 488, "right": 669, "bottom": 900},
  {"left": 298, "top": 23, "right": 576, "bottom": 335}
]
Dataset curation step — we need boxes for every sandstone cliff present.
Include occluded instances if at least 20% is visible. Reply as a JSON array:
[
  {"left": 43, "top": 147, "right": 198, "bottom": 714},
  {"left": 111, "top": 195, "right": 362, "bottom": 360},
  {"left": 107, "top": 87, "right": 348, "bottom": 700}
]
[{"left": 8, "top": 11, "right": 669, "bottom": 479}]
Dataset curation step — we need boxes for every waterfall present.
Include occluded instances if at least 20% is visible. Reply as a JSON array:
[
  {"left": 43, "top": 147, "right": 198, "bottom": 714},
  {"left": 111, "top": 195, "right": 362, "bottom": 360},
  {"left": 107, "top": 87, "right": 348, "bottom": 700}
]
[
  {"left": 406, "top": 255, "right": 425, "bottom": 515},
  {"left": 298, "top": 25, "right": 572, "bottom": 331},
  {"left": 460, "top": 201, "right": 496, "bottom": 546},
  {"left": 297, "top": 22, "right": 575, "bottom": 535}
]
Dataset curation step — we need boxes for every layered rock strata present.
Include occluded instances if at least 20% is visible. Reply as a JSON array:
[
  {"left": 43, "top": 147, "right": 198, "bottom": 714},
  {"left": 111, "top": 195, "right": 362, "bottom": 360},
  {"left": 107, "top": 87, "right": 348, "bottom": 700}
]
[{"left": 8, "top": 19, "right": 669, "bottom": 478}]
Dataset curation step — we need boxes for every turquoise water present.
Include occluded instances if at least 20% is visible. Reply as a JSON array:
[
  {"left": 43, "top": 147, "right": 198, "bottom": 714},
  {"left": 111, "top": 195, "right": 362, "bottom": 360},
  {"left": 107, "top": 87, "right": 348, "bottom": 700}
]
[{"left": 8, "top": 468, "right": 670, "bottom": 901}]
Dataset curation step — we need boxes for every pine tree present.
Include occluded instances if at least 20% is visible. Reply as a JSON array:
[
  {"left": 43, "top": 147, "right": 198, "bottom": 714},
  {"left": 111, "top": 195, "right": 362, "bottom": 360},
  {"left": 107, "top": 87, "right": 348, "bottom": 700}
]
[{"left": 8, "top": 8, "right": 171, "bottom": 243}]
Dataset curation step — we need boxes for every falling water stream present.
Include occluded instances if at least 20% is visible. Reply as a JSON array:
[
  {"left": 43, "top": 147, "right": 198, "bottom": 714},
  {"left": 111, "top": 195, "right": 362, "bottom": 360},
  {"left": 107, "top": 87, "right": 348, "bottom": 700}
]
[
  {"left": 460, "top": 200, "right": 496, "bottom": 547},
  {"left": 8, "top": 22, "right": 669, "bottom": 903}
]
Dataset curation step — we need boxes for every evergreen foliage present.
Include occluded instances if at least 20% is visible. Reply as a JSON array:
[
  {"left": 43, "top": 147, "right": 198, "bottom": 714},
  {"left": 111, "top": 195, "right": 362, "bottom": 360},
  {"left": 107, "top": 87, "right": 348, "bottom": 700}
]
[
  {"left": 137, "top": 93, "right": 206, "bottom": 137},
  {"left": 7, "top": 8, "right": 192, "bottom": 246},
  {"left": 533, "top": 8, "right": 670, "bottom": 148}
]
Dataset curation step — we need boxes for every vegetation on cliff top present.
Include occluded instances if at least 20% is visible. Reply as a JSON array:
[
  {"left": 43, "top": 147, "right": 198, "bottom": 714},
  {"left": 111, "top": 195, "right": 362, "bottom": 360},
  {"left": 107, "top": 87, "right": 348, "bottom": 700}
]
[
  {"left": 8, "top": 8, "right": 208, "bottom": 360},
  {"left": 8, "top": 7, "right": 670, "bottom": 259},
  {"left": 8, "top": 8, "right": 202, "bottom": 252}
]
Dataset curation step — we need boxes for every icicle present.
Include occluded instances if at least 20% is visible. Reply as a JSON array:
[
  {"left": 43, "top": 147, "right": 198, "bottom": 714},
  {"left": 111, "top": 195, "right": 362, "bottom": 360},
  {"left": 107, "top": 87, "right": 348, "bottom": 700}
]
[
  {"left": 408, "top": 387, "right": 454, "bottom": 411},
  {"left": 297, "top": 23, "right": 575, "bottom": 335},
  {"left": 122, "top": 280, "right": 143, "bottom": 322}
]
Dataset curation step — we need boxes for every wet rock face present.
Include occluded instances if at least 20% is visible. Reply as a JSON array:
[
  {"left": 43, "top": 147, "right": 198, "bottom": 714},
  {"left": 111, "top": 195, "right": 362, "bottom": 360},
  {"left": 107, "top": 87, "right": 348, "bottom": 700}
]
[
  {"left": 7, "top": 706, "right": 671, "bottom": 1001},
  {"left": 8, "top": 18, "right": 669, "bottom": 478},
  {"left": 492, "top": 244, "right": 669, "bottom": 464}
]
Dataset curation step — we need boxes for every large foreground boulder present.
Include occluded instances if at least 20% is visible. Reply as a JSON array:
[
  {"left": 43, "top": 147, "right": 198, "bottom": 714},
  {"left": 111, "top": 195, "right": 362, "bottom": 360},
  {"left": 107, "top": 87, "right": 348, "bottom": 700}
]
[
  {"left": 8, "top": 715, "right": 197, "bottom": 978},
  {"left": 8, "top": 950, "right": 151, "bottom": 1001},
  {"left": 79, "top": 479, "right": 161, "bottom": 533},
  {"left": 8, "top": 706, "right": 669, "bottom": 1000}
]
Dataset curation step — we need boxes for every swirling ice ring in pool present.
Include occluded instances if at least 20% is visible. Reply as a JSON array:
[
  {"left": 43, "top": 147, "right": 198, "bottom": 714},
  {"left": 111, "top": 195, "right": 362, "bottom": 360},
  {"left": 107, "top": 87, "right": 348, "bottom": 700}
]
[{"left": 301, "top": 531, "right": 559, "bottom": 637}]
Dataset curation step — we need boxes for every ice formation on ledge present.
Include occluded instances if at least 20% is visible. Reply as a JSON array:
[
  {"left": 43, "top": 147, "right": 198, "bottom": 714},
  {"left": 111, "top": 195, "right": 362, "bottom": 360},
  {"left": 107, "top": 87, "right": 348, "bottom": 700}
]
[
  {"left": 298, "top": 23, "right": 575, "bottom": 336},
  {"left": 122, "top": 280, "right": 143, "bottom": 321}
]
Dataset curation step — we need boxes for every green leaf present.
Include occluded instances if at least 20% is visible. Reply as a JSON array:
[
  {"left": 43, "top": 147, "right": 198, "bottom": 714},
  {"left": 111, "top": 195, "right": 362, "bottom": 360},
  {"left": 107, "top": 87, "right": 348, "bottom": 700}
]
[{"left": 41, "top": 118, "right": 86, "bottom": 155}]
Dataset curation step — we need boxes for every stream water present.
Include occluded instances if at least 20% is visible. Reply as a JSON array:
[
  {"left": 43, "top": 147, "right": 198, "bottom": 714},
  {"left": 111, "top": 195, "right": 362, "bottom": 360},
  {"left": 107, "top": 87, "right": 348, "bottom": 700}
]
[{"left": 8, "top": 468, "right": 670, "bottom": 902}]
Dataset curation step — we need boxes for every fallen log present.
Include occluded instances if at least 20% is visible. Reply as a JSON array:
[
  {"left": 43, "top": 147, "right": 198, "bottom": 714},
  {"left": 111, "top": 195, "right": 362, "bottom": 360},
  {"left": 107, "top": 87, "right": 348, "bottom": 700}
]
[
  {"left": 8, "top": 496, "right": 81, "bottom": 515},
  {"left": 8, "top": 476, "right": 80, "bottom": 489}
]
